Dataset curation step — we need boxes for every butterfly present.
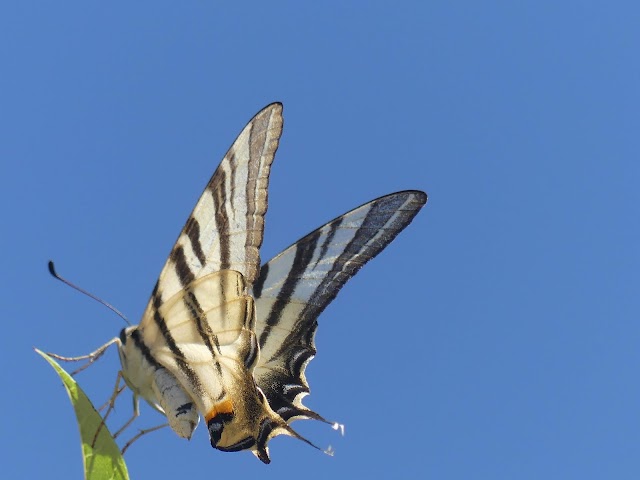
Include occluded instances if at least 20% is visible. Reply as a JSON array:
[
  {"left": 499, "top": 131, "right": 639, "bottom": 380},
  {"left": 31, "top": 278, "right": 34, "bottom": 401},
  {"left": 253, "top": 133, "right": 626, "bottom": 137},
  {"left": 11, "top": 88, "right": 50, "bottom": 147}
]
[{"left": 50, "top": 103, "right": 427, "bottom": 463}]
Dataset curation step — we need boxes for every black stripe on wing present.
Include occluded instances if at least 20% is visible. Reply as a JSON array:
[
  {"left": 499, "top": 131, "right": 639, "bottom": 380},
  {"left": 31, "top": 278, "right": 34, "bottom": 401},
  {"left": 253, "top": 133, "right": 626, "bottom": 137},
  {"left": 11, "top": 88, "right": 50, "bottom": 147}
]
[
  {"left": 252, "top": 190, "right": 427, "bottom": 422},
  {"left": 141, "top": 103, "right": 283, "bottom": 313},
  {"left": 149, "top": 285, "right": 205, "bottom": 396}
]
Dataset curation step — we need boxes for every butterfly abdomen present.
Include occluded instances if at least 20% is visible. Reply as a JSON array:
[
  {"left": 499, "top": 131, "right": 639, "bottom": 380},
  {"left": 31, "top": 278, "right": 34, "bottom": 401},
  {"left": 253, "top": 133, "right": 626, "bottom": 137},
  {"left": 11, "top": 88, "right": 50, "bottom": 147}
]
[
  {"left": 152, "top": 368, "right": 200, "bottom": 439},
  {"left": 119, "top": 326, "right": 201, "bottom": 439}
]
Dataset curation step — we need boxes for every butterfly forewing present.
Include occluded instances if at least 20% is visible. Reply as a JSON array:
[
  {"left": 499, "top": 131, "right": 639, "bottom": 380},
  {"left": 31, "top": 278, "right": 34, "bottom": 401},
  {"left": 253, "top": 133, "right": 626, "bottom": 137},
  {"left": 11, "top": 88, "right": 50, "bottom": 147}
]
[
  {"left": 132, "top": 103, "right": 282, "bottom": 413},
  {"left": 146, "top": 102, "right": 283, "bottom": 311},
  {"left": 117, "top": 103, "right": 285, "bottom": 459},
  {"left": 251, "top": 191, "right": 427, "bottom": 423}
]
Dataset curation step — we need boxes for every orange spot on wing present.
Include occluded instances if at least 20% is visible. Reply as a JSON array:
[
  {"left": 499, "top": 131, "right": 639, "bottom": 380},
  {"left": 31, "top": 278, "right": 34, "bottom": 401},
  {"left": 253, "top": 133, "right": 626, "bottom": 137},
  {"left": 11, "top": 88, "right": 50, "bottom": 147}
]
[{"left": 205, "top": 399, "right": 234, "bottom": 423}]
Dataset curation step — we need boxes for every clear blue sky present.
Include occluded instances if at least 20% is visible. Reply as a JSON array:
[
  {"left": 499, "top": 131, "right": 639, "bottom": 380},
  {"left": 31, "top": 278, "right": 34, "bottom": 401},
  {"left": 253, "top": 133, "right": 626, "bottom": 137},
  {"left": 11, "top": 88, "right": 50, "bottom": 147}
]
[{"left": 2, "top": 2, "right": 639, "bottom": 479}]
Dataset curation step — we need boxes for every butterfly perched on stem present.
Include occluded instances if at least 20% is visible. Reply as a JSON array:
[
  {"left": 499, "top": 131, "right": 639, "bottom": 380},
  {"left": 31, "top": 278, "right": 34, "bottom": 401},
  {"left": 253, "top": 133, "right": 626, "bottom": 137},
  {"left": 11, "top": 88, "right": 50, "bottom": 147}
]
[{"left": 50, "top": 103, "right": 427, "bottom": 464}]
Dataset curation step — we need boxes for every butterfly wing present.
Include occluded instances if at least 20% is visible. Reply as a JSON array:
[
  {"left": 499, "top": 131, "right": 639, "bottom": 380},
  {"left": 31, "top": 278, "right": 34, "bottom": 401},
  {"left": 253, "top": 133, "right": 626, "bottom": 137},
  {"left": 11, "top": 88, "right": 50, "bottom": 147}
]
[
  {"left": 140, "top": 269, "right": 258, "bottom": 417},
  {"left": 251, "top": 190, "right": 427, "bottom": 424},
  {"left": 122, "top": 103, "right": 284, "bottom": 450},
  {"left": 146, "top": 102, "right": 283, "bottom": 309}
]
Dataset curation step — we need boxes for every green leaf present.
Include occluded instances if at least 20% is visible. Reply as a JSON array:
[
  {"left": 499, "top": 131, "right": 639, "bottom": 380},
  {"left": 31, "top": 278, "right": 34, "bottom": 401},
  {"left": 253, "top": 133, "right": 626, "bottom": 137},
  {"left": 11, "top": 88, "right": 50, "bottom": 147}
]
[{"left": 36, "top": 349, "right": 130, "bottom": 480}]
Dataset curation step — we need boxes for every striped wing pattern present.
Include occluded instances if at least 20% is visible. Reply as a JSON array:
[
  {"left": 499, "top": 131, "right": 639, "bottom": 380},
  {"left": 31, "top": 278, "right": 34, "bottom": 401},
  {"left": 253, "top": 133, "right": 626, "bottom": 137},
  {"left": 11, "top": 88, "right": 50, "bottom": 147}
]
[
  {"left": 251, "top": 191, "right": 427, "bottom": 424},
  {"left": 140, "top": 270, "right": 256, "bottom": 418},
  {"left": 123, "top": 103, "right": 286, "bottom": 461},
  {"left": 146, "top": 102, "right": 283, "bottom": 309},
  {"left": 135, "top": 102, "right": 282, "bottom": 412}
]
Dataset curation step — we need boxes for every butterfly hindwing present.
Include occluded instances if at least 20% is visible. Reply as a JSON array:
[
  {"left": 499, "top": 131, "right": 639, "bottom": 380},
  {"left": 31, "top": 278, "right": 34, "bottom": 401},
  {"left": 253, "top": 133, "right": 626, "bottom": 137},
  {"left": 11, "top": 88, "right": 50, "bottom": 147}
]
[
  {"left": 143, "top": 270, "right": 256, "bottom": 417},
  {"left": 252, "top": 190, "right": 427, "bottom": 423}
]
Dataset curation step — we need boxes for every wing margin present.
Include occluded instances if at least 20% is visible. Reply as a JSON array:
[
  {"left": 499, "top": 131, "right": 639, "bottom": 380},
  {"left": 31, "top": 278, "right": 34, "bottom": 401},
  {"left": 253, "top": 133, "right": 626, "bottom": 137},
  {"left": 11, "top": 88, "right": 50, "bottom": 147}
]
[{"left": 252, "top": 190, "right": 427, "bottom": 422}]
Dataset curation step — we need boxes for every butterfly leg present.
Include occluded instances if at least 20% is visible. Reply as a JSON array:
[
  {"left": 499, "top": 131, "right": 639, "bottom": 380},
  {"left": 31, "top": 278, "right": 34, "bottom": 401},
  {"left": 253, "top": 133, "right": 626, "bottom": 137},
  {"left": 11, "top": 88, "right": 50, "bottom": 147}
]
[
  {"left": 115, "top": 391, "right": 170, "bottom": 454},
  {"left": 90, "top": 371, "right": 127, "bottom": 447},
  {"left": 46, "top": 337, "right": 119, "bottom": 375},
  {"left": 121, "top": 423, "right": 169, "bottom": 455},
  {"left": 113, "top": 391, "right": 141, "bottom": 440},
  {"left": 97, "top": 374, "right": 126, "bottom": 413}
]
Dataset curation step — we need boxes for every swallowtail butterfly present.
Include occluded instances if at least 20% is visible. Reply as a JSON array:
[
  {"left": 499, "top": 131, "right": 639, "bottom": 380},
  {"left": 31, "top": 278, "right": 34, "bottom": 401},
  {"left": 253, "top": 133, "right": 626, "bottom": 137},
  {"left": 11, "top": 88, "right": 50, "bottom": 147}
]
[{"left": 52, "top": 103, "right": 427, "bottom": 463}]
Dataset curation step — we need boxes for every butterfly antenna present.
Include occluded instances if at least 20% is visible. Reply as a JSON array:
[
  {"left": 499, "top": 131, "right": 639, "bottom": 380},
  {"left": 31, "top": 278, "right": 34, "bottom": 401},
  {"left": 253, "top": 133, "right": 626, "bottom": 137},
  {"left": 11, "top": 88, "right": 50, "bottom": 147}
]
[{"left": 48, "top": 260, "right": 131, "bottom": 326}]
